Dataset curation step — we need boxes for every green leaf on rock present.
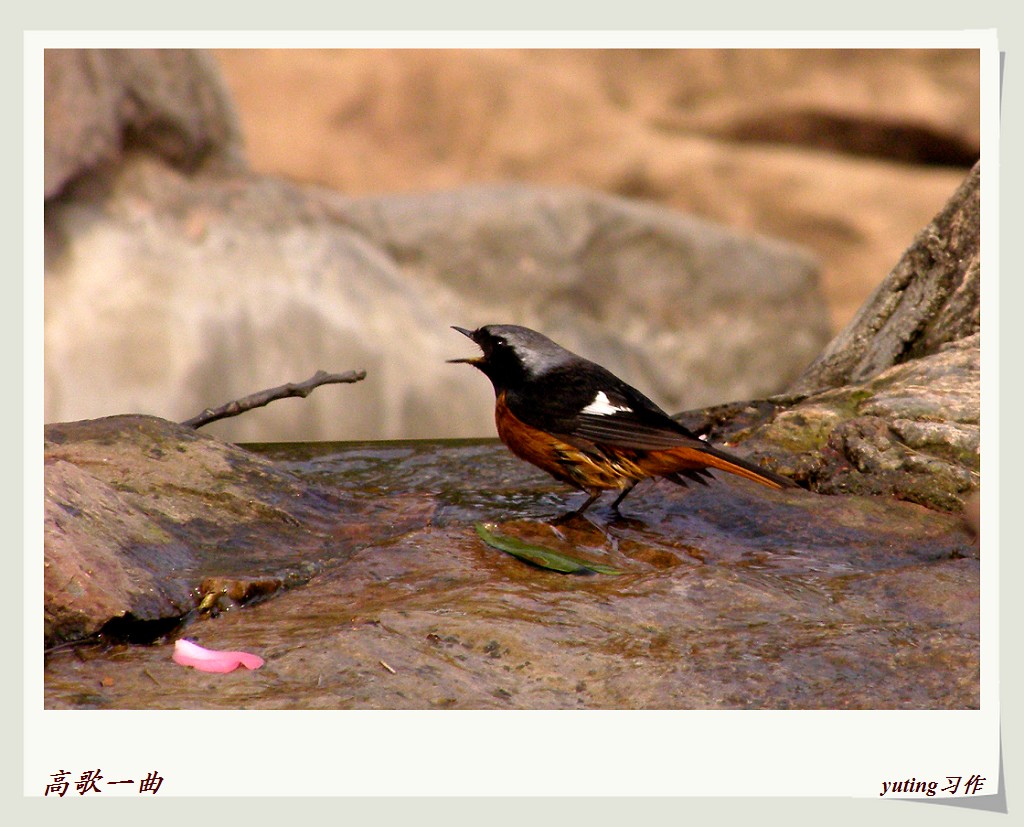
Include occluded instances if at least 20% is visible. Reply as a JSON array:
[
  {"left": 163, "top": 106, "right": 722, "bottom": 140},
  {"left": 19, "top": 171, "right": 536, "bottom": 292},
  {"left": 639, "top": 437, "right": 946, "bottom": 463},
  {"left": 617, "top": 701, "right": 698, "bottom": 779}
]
[{"left": 474, "top": 523, "right": 622, "bottom": 575}]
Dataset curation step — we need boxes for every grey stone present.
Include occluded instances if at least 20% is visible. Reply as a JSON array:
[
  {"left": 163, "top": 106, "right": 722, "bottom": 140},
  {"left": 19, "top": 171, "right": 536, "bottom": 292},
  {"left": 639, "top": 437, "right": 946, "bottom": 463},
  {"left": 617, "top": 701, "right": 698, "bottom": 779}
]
[
  {"left": 44, "top": 157, "right": 830, "bottom": 442},
  {"left": 330, "top": 183, "right": 829, "bottom": 412}
]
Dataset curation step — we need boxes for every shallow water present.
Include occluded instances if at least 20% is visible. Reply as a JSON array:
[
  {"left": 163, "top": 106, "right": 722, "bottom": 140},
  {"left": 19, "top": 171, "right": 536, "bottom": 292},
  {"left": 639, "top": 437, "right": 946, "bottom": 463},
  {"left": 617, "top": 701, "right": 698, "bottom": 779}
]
[{"left": 44, "top": 439, "right": 979, "bottom": 709}]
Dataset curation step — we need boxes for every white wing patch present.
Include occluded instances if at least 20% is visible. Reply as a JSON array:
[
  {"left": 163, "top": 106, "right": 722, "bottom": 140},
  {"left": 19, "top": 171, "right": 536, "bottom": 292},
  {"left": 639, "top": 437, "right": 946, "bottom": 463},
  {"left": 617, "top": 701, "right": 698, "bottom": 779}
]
[{"left": 582, "top": 391, "right": 632, "bottom": 416}]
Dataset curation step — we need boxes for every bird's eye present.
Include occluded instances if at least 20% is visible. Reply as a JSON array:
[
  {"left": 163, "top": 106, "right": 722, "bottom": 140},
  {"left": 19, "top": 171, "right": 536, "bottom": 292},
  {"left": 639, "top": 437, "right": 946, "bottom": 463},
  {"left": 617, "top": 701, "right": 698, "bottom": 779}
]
[{"left": 494, "top": 337, "right": 507, "bottom": 347}]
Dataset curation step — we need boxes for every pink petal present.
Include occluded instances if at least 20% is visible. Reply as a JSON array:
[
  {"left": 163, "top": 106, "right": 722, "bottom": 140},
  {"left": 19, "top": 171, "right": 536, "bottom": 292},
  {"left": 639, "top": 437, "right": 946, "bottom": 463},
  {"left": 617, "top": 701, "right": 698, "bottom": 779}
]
[{"left": 172, "top": 638, "right": 264, "bottom": 673}]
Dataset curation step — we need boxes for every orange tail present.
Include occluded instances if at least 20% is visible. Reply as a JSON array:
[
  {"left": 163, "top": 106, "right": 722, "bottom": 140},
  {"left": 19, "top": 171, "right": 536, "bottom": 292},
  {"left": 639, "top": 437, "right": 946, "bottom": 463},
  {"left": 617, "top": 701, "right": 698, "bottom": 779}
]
[{"left": 638, "top": 444, "right": 795, "bottom": 489}]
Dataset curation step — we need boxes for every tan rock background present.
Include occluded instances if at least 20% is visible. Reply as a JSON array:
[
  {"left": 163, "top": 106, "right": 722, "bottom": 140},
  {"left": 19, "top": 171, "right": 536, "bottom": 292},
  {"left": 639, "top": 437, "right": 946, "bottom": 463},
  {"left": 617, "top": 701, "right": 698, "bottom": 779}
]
[{"left": 213, "top": 48, "right": 979, "bottom": 330}]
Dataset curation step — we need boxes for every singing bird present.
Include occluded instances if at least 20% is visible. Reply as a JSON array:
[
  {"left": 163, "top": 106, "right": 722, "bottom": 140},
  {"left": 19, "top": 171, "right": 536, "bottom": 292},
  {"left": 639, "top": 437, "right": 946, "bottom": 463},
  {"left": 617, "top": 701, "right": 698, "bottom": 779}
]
[{"left": 450, "top": 324, "right": 795, "bottom": 518}]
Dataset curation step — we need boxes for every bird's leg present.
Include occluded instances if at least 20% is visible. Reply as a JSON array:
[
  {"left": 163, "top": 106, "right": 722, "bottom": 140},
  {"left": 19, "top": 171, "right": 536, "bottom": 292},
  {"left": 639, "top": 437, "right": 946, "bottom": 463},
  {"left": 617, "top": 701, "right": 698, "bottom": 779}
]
[
  {"left": 609, "top": 481, "right": 639, "bottom": 513},
  {"left": 553, "top": 491, "right": 601, "bottom": 524}
]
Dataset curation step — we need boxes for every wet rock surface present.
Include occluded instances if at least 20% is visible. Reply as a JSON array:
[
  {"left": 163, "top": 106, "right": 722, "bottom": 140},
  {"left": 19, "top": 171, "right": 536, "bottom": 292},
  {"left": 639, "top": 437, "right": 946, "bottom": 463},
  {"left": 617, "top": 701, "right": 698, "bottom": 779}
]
[
  {"left": 44, "top": 439, "right": 978, "bottom": 710},
  {"left": 44, "top": 416, "right": 433, "bottom": 646}
]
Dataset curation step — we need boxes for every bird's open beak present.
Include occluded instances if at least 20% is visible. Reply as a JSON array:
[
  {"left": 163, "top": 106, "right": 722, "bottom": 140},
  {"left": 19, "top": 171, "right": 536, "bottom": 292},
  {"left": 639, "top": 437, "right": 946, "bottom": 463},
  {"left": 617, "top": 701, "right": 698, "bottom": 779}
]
[{"left": 447, "top": 326, "right": 482, "bottom": 364}]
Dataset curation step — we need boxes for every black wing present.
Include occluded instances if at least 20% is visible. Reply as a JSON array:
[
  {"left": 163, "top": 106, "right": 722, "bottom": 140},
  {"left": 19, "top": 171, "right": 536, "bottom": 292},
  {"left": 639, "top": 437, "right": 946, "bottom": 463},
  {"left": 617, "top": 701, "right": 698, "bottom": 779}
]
[
  {"left": 505, "top": 361, "right": 796, "bottom": 489},
  {"left": 507, "top": 362, "right": 707, "bottom": 451},
  {"left": 571, "top": 383, "right": 708, "bottom": 450}
]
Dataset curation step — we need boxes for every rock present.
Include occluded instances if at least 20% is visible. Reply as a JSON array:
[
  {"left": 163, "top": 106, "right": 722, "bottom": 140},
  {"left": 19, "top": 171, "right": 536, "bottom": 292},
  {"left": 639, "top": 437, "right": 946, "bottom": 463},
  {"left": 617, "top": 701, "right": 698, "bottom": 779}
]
[
  {"left": 330, "top": 183, "right": 829, "bottom": 411},
  {"left": 789, "top": 163, "right": 980, "bottom": 396},
  {"left": 682, "top": 164, "right": 981, "bottom": 512},
  {"left": 45, "top": 49, "right": 245, "bottom": 199},
  {"left": 44, "top": 155, "right": 829, "bottom": 442},
  {"left": 45, "top": 156, "right": 473, "bottom": 444},
  {"left": 43, "top": 415, "right": 434, "bottom": 647},
  {"left": 45, "top": 459, "right": 194, "bottom": 644}
]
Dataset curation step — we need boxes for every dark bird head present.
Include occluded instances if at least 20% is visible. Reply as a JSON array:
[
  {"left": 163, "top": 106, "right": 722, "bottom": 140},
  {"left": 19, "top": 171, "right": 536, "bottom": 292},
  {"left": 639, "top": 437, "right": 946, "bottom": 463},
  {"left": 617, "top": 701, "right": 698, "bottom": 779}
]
[{"left": 449, "top": 324, "right": 578, "bottom": 391}]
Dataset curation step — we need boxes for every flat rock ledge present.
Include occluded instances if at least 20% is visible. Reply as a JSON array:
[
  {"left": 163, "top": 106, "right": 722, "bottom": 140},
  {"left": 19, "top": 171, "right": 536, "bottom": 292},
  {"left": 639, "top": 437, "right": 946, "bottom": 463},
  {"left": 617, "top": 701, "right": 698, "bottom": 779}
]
[{"left": 44, "top": 415, "right": 432, "bottom": 647}]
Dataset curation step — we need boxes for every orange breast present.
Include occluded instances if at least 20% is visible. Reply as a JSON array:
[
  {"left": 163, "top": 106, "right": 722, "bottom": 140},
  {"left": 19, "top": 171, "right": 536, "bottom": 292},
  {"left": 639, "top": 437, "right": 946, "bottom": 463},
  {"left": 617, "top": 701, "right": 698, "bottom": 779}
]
[{"left": 494, "top": 394, "right": 644, "bottom": 492}]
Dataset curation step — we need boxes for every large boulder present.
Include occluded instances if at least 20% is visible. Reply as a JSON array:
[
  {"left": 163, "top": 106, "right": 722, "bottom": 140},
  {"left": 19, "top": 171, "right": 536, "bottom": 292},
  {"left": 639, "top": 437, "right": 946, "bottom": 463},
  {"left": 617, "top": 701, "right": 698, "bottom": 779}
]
[{"left": 680, "top": 163, "right": 981, "bottom": 513}]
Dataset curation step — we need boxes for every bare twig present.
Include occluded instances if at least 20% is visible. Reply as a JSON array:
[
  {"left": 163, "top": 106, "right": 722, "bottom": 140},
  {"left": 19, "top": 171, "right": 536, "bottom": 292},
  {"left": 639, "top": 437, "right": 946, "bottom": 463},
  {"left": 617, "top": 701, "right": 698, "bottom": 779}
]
[{"left": 181, "top": 369, "right": 367, "bottom": 429}]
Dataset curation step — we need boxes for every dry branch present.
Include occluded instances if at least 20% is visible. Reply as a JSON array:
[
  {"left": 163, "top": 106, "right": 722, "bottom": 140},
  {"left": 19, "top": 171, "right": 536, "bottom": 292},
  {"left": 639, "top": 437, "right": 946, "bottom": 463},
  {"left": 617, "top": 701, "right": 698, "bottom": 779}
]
[{"left": 181, "top": 369, "right": 367, "bottom": 429}]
